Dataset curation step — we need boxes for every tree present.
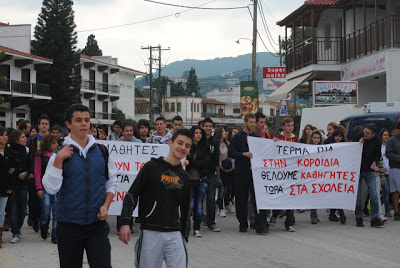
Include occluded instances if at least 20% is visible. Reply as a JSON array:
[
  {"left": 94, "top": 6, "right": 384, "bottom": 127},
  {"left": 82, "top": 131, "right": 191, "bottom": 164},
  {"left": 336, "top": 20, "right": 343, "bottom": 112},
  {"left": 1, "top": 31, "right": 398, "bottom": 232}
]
[
  {"left": 280, "top": 27, "right": 314, "bottom": 62},
  {"left": 151, "top": 76, "right": 185, "bottom": 97},
  {"left": 81, "top": 34, "right": 103, "bottom": 56},
  {"left": 186, "top": 68, "right": 200, "bottom": 97},
  {"left": 31, "top": 0, "right": 80, "bottom": 125},
  {"left": 112, "top": 107, "right": 126, "bottom": 122},
  {"left": 135, "top": 88, "right": 143, "bottom": 97}
]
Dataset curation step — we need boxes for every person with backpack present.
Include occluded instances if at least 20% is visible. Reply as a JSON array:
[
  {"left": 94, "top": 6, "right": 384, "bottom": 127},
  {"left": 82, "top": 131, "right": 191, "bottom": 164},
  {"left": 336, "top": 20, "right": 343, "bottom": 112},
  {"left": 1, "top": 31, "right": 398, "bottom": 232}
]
[
  {"left": 107, "top": 121, "right": 122, "bottom": 141},
  {"left": 35, "top": 134, "right": 59, "bottom": 244},
  {"left": 42, "top": 104, "right": 117, "bottom": 267}
]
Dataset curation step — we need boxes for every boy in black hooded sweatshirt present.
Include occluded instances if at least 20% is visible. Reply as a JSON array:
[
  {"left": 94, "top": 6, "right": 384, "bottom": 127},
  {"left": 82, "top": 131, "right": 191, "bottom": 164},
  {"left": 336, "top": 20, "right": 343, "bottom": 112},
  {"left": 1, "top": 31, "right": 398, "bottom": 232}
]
[{"left": 119, "top": 129, "right": 192, "bottom": 268}]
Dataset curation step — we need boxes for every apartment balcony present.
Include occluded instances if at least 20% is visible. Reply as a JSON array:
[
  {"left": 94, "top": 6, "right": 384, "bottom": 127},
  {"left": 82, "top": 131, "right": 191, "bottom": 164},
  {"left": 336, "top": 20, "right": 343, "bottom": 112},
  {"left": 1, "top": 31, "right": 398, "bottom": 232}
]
[
  {"left": 90, "top": 111, "right": 117, "bottom": 120},
  {"left": 81, "top": 79, "right": 120, "bottom": 101},
  {"left": 0, "top": 80, "right": 51, "bottom": 100},
  {"left": 285, "top": 15, "right": 400, "bottom": 73},
  {"left": 201, "top": 112, "right": 241, "bottom": 119}
]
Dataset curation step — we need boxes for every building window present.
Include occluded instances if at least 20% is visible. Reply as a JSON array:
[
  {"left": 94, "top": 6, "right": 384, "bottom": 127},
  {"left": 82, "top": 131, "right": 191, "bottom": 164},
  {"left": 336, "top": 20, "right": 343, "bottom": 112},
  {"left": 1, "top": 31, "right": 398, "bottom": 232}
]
[
  {"left": 196, "top": 103, "right": 200, "bottom": 113},
  {"left": 164, "top": 102, "right": 169, "bottom": 112},
  {"left": 0, "top": 111, "right": 5, "bottom": 117},
  {"left": 170, "top": 103, "right": 175, "bottom": 112},
  {"left": 0, "top": 121, "right": 5, "bottom": 127},
  {"left": 258, "top": 108, "right": 263, "bottom": 114},
  {"left": 233, "top": 108, "right": 240, "bottom": 114},
  {"left": 324, "top": 24, "right": 331, "bottom": 50},
  {"left": 177, "top": 102, "right": 181, "bottom": 112},
  {"left": 270, "top": 108, "right": 274, "bottom": 116},
  {"left": 16, "top": 113, "right": 25, "bottom": 118},
  {"left": 191, "top": 103, "right": 193, "bottom": 112}
]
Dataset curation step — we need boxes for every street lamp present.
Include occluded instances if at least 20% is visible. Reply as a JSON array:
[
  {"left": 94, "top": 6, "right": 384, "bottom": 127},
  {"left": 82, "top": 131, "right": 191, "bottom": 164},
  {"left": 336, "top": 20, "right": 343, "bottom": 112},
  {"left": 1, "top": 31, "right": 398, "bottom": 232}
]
[{"left": 235, "top": 38, "right": 253, "bottom": 45}]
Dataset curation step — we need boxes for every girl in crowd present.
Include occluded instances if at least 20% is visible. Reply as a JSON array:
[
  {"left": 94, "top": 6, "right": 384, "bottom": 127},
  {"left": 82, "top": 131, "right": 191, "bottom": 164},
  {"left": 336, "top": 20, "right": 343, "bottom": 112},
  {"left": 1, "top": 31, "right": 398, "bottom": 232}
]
[
  {"left": 325, "top": 122, "right": 339, "bottom": 144},
  {"left": 35, "top": 134, "right": 59, "bottom": 244},
  {"left": 185, "top": 126, "right": 210, "bottom": 238},
  {"left": 29, "top": 126, "right": 39, "bottom": 139},
  {"left": 228, "top": 127, "right": 239, "bottom": 143},
  {"left": 300, "top": 124, "right": 314, "bottom": 144},
  {"left": 380, "top": 129, "right": 392, "bottom": 217},
  {"left": 307, "top": 129, "right": 324, "bottom": 224},
  {"left": 8, "top": 130, "right": 33, "bottom": 243},
  {"left": 328, "top": 129, "right": 347, "bottom": 224},
  {"left": 215, "top": 127, "right": 233, "bottom": 216},
  {"left": 0, "top": 127, "right": 15, "bottom": 247}
]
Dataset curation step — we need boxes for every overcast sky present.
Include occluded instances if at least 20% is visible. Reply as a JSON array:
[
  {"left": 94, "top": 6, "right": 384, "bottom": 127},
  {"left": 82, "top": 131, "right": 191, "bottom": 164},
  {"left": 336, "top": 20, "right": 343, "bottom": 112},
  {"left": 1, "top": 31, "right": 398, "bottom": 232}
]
[{"left": 2, "top": 0, "right": 303, "bottom": 72}]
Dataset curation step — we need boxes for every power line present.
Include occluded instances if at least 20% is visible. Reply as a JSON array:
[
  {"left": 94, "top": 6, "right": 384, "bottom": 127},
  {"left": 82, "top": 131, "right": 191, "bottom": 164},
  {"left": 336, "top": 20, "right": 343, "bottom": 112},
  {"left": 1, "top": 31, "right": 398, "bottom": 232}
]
[
  {"left": 258, "top": 2, "right": 279, "bottom": 48},
  {"left": 0, "top": 0, "right": 217, "bottom": 38},
  {"left": 144, "top": 0, "right": 248, "bottom": 10}
]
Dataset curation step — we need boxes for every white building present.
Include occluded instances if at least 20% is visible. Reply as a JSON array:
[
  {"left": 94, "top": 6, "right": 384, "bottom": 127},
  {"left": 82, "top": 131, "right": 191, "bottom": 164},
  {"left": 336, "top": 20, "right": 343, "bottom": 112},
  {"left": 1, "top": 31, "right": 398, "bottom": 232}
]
[
  {"left": 269, "top": 0, "right": 400, "bottom": 106},
  {"left": 79, "top": 55, "right": 145, "bottom": 128},
  {"left": 0, "top": 23, "right": 52, "bottom": 127}
]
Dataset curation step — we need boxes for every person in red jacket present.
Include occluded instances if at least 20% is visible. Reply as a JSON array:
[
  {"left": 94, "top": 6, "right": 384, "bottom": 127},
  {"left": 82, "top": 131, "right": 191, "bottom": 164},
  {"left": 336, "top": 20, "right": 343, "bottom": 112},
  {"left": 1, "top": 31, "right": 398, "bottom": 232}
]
[{"left": 270, "top": 117, "right": 298, "bottom": 232}]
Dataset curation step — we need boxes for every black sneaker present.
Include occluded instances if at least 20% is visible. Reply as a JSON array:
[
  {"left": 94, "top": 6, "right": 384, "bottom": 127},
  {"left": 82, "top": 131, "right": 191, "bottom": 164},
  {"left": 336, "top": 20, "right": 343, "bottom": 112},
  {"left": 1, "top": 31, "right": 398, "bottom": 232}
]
[
  {"left": 310, "top": 215, "right": 319, "bottom": 224},
  {"left": 40, "top": 229, "right": 48, "bottom": 240},
  {"left": 32, "top": 219, "right": 39, "bottom": 233},
  {"left": 340, "top": 215, "right": 347, "bottom": 224},
  {"left": 356, "top": 218, "right": 364, "bottom": 227},
  {"left": 51, "top": 236, "right": 57, "bottom": 244},
  {"left": 239, "top": 227, "right": 247, "bottom": 233},
  {"left": 329, "top": 215, "right": 339, "bottom": 222},
  {"left": 371, "top": 217, "right": 384, "bottom": 227}
]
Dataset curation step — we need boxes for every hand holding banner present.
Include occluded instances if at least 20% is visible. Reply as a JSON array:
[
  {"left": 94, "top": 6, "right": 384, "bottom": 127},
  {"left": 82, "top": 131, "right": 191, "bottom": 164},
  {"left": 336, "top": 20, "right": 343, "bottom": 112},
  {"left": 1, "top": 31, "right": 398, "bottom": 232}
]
[{"left": 248, "top": 137, "right": 363, "bottom": 210}]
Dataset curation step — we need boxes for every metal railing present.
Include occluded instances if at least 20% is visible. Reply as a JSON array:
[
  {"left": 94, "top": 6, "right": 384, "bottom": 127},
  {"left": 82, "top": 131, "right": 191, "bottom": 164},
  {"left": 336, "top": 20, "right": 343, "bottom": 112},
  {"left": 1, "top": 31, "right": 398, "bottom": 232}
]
[
  {"left": 90, "top": 112, "right": 117, "bottom": 120},
  {"left": 285, "top": 15, "right": 400, "bottom": 71},
  {"left": 201, "top": 112, "right": 241, "bottom": 119},
  {"left": 81, "top": 79, "right": 120, "bottom": 95},
  {"left": 0, "top": 80, "right": 51, "bottom": 96}
]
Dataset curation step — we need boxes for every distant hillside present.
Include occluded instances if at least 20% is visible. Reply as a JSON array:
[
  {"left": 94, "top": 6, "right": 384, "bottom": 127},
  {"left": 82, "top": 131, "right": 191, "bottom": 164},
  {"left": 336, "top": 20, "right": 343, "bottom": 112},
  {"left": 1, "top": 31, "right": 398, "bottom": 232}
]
[{"left": 161, "top": 52, "right": 280, "bottom": 78}]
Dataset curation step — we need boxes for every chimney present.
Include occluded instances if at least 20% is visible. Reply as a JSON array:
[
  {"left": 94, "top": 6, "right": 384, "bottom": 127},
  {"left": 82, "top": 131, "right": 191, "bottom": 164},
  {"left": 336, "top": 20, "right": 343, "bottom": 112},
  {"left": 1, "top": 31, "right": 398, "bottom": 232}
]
[{"left": 166, "top": 82, "right": 171, "bottom": 97}]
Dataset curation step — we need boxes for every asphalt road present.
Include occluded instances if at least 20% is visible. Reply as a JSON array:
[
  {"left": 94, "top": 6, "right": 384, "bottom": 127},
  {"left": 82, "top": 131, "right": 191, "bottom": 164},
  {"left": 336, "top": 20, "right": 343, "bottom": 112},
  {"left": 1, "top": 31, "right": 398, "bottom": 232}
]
[{"left": 1, "top": 209, "right": 399, "bottom": 268}]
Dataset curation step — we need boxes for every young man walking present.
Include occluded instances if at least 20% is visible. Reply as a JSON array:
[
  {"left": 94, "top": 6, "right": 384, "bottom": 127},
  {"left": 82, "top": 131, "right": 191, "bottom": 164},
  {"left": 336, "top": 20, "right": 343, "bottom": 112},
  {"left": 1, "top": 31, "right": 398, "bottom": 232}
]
[
  {"left": 107, "top": 121, "right": 123, "bottom": 141},
  {"left": 270, "top": 117, "right": 298, "bottom": 232},
  {"left": 354, "top": 123, "right": 384, "bottom": 227},
  {"left": 146, "top": 117, "right": 172, "bottom": 144},
  {"left": 172, "top": 115, "right": 184, "bottom": 135},
  {"left": 228, "top": 113, "right": 267, "bottom": 234},
  {"left": 43, "top": 104, "right": 117, "bottom": 267},
  {"left": 137, "top": 119, "right": 150, "bottom": 143},
  {"left": 27, "top": 114, "right": 50, "bottom": 232},
  {"left": 202, "top": 117, "right": 221, "bottom": 232},
  {"left": 119, "top": 129, "right": 192, "bottom": 268},
  {"left": 118, "top": 122, "right": 141, "bottom": 143},
  {"left": 386, "top": 121, "right": 400, "bottom": 220}
]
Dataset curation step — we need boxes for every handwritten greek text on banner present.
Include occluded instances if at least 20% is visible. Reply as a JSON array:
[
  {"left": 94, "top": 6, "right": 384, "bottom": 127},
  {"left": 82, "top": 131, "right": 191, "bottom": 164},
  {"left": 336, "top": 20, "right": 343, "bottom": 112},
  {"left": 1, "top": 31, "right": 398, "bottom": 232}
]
[
  {"left": 97, "top": 141, "right": 170, "bottom": 216},
  {"left": 248, "top": 137, "right": 363, "bottom": 210}
]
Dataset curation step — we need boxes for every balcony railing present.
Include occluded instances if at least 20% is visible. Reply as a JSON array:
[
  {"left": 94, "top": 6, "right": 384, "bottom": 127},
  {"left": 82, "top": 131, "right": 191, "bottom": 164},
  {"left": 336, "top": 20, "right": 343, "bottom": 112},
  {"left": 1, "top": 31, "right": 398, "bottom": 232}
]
[
  {"left": 285, "top": 15, "right": 400, "bottom": 72},
  {"left": 90, "top": 111, "right": 117, "bottom": 120},
  {"left": 201, "top": 112, "right": 241, "bottom": 119},
  {"left": 0, "top": 80, "right": 51, "bottom": 96},
  {"left": 81, "top": 79, "right": 120, "bottom": 95}
]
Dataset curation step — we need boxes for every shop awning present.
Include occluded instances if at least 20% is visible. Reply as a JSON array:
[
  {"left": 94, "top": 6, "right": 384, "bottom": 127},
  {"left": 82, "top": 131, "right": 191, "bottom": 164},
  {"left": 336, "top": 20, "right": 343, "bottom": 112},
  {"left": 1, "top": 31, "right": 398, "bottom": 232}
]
[{"left": 267, "top": 72, "right": 314, "bottom": 101}]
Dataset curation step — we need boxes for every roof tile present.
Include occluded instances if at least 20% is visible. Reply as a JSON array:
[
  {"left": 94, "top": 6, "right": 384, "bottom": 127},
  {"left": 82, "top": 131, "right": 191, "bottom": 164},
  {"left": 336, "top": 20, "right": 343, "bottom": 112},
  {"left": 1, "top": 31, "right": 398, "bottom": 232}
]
[{"left": 0, "top": 45, "right": 52, "bottom": 63}]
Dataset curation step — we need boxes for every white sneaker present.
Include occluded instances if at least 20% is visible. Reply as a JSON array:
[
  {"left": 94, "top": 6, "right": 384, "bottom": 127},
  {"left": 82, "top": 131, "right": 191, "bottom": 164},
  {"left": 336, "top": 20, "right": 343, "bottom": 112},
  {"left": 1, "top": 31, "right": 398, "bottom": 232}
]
[
  {"left": 226, "top": 205, "right": 234, "bottom": 214},
  {"left": 286, "top": 226, "right": 295, "bottom": 232},
  {"left": 381, "top": 217, "right": 388, "bottom": 222},
  {"left": 194, "top": 230, "right": 202, "bottom": 237},
  {"left": 219, "top": 209, "right": 226, "bottom": 217},
  {"left": 10, "top": 236, "right": 20, "bottom": 243}
]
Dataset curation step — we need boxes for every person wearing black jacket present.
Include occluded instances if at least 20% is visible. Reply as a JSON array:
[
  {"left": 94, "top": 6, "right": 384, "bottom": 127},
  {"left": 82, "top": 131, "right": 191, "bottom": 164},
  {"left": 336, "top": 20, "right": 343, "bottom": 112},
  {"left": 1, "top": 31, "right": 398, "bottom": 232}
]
[
  {"left": 119, "top": 129, "right": 192, "bottom": 268},
  {"left": 353, "top": 123, "right": 384, "bottom": 227},
  {"left": 185, "top": 126, "right": 210, "bottom": 238},
  {"left": 228, "top": 113, "right": 267, "bottom": 234},
  {"left": 8, "top": 130, "right": 33, "bottom": 243},
  {"left": 0, "top": 127, "right": 15, "bottom": 248},
  {"left": 202, "top": 118, "right": 221, "bottom": 232}
]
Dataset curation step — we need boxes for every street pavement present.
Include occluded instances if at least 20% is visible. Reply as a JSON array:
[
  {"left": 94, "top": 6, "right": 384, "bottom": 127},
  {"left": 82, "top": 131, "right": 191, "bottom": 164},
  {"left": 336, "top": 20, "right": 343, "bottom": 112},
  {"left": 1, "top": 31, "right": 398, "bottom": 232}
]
[{"left": 0, "top": 209, "right": 399, "bottom": 268}]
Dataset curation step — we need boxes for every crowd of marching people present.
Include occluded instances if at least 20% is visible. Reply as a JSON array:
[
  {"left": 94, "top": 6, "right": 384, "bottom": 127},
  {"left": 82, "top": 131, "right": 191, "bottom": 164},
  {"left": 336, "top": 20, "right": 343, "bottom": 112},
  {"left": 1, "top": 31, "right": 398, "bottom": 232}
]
[{"left": 0, "top": 109, "right": 400, "bottom": 264}]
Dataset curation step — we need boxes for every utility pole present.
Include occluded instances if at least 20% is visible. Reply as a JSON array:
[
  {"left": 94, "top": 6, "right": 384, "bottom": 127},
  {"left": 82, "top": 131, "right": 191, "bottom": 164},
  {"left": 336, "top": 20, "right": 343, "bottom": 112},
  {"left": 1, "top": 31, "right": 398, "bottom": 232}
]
[
  {"left": 252, "top": 0, "right": 257, "bottom": 82},
  {"left": 141, "top": 45, "right": 169, "bottom": 124}
]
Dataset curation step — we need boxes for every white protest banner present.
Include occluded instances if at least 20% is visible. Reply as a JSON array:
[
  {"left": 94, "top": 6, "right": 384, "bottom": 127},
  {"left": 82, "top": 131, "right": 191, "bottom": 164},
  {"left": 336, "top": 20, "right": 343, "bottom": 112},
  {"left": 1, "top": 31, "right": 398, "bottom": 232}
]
[
  {"left": 248, "top": 137, "right": 363, "bottom": 210},
  {"left": 96, "top": 141, "right": 170, "bottom": 216}
]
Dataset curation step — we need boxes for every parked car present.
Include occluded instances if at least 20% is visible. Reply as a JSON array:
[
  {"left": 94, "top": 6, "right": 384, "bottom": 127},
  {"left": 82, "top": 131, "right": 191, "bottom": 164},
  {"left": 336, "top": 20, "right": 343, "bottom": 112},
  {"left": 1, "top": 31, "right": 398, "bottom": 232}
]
[{"left": 341, "top": 112, "right": 400, "bottom": 141}]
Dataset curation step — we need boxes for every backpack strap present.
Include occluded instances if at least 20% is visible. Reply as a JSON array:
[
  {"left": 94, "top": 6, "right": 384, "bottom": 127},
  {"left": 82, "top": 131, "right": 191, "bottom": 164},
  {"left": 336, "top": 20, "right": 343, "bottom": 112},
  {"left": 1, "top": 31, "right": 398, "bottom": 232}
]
[{"left": 97, "top": 144, "right": 109, "bottom": 180}]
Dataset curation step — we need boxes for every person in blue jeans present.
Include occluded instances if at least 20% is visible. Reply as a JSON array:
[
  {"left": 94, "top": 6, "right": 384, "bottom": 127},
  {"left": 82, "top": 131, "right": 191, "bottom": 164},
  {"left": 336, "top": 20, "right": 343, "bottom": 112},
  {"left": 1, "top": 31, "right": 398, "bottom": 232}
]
[
  {"left": 201, "top": 118, "right": 221, "bottom": 232},
  {"left": 8, "top": 130, "right": 33, "bottom": 243},
  {"left": 34, "top": 134, "right": 59, "bottom": 244},
  {"left": 353, "top": 123, "right": 384, "bottom": 227},
  {"left": 185, "top": 127, "right": 210, "bottom": 237}
]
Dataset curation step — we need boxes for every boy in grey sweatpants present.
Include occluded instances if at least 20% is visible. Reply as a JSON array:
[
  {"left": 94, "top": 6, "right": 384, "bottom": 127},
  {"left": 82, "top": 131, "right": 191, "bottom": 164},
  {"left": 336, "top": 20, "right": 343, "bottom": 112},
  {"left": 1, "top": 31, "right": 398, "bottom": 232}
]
[{"left": 119, "top": 129, "right": 192, "bottom": 268}]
